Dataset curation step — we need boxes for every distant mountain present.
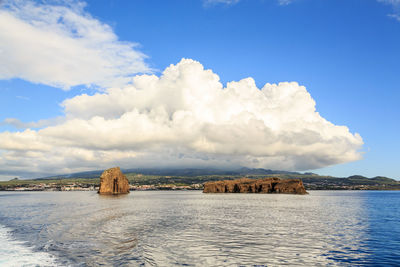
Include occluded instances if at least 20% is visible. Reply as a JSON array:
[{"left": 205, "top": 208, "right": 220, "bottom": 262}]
[
  {"left": 35, "top": 170, "right": 103, "bottom": 180},
  {"left": 3, "top": 167, "right": 398, "bottom": 191},
  {"left": 347, "top": 175, "right": 398, "bottom": 184},
  {"left": 124, "top": 167, "right": 300, "bottom": 176},
  {"left": 33, "top": 167, "right": 300, "bottom": 180},
  {"left": 32, "top": 168, "right": 398, "bottom": 185}
]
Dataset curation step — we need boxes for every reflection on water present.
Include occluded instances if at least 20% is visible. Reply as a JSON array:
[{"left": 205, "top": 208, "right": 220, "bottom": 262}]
[{"left": 0, "top": 191, "right": 399, "bottom": 266}]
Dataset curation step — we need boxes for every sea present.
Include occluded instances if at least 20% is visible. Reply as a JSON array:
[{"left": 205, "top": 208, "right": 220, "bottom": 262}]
[{"left": 0, "top": 190, "right": 399, "bottom": 266}]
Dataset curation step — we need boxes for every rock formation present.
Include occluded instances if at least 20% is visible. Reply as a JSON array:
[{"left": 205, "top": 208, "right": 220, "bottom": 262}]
[
  {"left": 203, "top": 177, "right": 307, "bottom": 194},
  {"left": 98, "top": 167, "right": 130, "bottom": 195}
]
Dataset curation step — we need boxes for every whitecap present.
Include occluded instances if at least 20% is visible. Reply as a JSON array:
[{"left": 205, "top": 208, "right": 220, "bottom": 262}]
[{"left": 0, "top": 225, "right": 59, "bottom": 267}]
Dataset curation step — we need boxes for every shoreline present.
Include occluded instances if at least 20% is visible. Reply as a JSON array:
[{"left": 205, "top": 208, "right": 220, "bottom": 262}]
[{"left": 1, "top": 188, "right": 400, "bottom": 192}]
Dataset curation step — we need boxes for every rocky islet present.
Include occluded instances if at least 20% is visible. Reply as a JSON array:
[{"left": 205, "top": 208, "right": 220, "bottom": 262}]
[
  {"left": 203, "top": 177, "right": 307, "bottom": 194},
  {"left": 98, "top": 167, "right": 130, "bottom": 195}
]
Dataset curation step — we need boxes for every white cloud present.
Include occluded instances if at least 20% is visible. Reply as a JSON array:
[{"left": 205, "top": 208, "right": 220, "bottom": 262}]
[
  {"left": 204, "top": 0, "right": 291, "bottom": 6},
  {"left": 204, "top": 0, "right": 240, "bottom": 5},
  {"left": 278, "top": 0, "right": 293, "bottom": 5},
  {"left": 206, "top": 0, "right": 400, "bottom": 21},
  {"left": 0, "top": 0, "right": 150, "bottom": 90},
  {"left": 379, "top": 0, "right": 400, "bottom": 4},
  {"left": 379, "top": 0, "right": 400, "bottom": 20},
  {"left": 0, "top": 59, "right": 363, "bottom": 179},
  {"left": 389, "top": 13, "right": 400, "bottom": 20},
  {"left": 2, "top": 117, "right": 65, "bottom": 129}
]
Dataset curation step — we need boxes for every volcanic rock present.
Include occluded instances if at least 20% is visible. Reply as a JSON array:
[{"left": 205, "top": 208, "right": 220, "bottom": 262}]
[
  {"left": 98, "top": 167, "right": 130, "bottom": 195},
  {"left": 203, "top": 177, "right": 307, "bottom": 194}
]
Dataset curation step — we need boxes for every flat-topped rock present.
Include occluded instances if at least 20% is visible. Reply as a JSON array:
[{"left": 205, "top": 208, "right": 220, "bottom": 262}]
[
  {"left": 98, "top": 167, "right": 130, "bottom": 195},
  {"left": 203, "top": 177, "right": 307, "bottom": 194}
]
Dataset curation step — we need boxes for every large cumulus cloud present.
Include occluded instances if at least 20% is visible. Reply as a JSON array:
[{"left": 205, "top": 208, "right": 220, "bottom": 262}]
[
  {"left": 0, "top": 59, "right": 363, "bottom": 179},
  {"left": 0, "top": 0, "right": 149, "bottom": 89}
]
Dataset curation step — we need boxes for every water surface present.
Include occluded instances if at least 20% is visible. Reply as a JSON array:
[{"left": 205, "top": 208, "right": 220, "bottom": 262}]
[{"left": 0, "top": 191, "right": 399, "bottom": 266}]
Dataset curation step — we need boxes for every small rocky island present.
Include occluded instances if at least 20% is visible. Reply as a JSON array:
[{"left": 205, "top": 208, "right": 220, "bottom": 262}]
[
  {"left": 98, "top": 167, "right": 130, "bottom": 195},
  {"left": 203, "top": 177, "right": 307, "bottom": 194}
]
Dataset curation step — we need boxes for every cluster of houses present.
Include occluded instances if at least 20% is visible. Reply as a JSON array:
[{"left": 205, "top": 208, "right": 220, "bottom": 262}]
[
  {"left": 4, "top": 183, "right": 97, "bottom": 191},
  {"left": 130, "top": 183, "right": 203, "bottom": 191},
  {"left": 3, "top": 182, "right": 203, "bottom": 191}
]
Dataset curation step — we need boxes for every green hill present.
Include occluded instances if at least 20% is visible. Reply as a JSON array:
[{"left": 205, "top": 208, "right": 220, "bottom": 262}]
[{"left": 0, "top": 168, "right": 399, "bottom": 191}]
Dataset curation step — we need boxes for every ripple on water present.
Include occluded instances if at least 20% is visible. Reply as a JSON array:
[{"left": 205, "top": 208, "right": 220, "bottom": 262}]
[{"left": 0, "top": 191, "right": 399, "bottom": 266}]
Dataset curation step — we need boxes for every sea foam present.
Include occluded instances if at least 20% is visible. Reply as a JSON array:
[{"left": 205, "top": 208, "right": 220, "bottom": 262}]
[{"left": 0, "top": 225, "right": 58, "bottom": 267}]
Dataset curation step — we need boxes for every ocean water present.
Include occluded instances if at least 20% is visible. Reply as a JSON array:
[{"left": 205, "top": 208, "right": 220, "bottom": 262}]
[{"left": 0, "top": 191, "right": 399, "bottom": 266}]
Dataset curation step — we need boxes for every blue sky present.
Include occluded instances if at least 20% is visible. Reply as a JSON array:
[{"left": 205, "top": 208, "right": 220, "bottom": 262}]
[{"left": 0, "top": 0, "right": 399, "bottom": 180}]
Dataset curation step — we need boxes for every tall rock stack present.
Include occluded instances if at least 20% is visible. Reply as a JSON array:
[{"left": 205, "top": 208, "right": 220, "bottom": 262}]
[{"left": 98, "top": 167, "right": 130, "bottom": 195}]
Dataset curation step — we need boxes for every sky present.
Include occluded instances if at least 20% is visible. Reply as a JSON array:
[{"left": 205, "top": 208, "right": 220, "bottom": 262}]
[{"left": 0, "top": 0, "right": 399, "bottom": 180}]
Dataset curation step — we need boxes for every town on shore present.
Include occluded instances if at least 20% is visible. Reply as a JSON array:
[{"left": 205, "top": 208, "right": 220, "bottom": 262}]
[
  {"left": 1, "top": 168, "right": 399, "bottom": 192},
  {"left": 1, "top": 182, "right": 204, "bottom": 192}
]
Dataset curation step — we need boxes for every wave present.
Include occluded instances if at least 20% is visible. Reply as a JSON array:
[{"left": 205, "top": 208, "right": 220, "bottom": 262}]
[{"left": 0, "top": 225, "right": 58, "bottom": 267}]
